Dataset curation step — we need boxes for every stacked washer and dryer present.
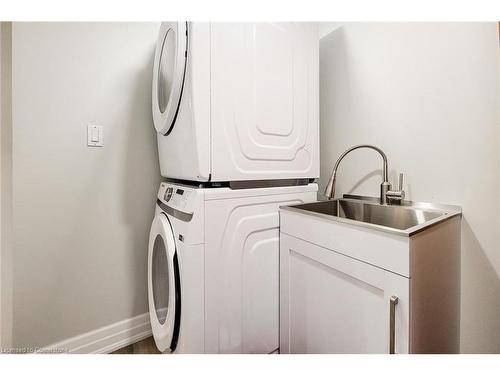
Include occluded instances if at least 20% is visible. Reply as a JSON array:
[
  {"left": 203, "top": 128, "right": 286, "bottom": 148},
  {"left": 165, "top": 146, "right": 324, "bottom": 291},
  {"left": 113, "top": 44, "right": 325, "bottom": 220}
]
[{"left": 147, "top": 22, "right": 319, "bottom": 353}]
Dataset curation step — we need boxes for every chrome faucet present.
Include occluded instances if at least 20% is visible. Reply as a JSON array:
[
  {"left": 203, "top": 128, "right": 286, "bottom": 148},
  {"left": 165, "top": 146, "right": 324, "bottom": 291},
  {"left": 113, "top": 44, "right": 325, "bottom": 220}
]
[{"left": 324, "top": 144, "right": 405, "bottom": 205}]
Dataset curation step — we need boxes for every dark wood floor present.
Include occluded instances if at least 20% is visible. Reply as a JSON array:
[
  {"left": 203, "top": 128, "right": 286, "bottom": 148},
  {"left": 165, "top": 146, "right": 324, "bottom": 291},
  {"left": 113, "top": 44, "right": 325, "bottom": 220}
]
[{"left": 111, "top": 336, "right": 161, "bottom": 354}]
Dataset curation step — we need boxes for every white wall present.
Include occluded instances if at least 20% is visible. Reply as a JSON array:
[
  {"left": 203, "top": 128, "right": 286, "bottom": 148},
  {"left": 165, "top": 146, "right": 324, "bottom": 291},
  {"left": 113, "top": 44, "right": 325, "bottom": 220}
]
[
  {"left": 1, "top": 22, "right": 13, "bottom": 347},
  {"left": 10, "top": 23, "right": 161, "bottom": 348},
  {"left": 318, "top": 23, "right": 500, "bottom": 353}
]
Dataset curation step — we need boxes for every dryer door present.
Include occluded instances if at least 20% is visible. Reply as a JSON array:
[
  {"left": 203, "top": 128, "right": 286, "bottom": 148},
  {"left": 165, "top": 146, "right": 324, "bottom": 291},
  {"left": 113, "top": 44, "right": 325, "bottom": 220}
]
[
  {"left": 148, "top": 214, "right": 181, "bottom": 352},
  {"left": 152, "top": 22, "right": 188, "bottom": 135}
]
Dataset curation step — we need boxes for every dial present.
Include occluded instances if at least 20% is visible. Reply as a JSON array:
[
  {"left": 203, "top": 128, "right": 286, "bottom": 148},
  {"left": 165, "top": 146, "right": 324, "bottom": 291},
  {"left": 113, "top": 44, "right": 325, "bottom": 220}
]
[{"left": 164, "top": 187, "right": 173, "bottom": 202}]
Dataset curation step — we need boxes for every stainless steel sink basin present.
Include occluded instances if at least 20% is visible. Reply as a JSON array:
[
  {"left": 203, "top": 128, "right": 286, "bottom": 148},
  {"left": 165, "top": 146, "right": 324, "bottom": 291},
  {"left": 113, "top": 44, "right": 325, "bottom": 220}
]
[{"left": 282, "top": 195, "right": 462, "bottom": 236}]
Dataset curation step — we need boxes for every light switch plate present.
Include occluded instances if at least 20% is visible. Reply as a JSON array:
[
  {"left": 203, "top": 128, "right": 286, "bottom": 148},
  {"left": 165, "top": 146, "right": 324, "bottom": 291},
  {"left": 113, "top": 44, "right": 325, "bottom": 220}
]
[{"left": 87, "top": 125, "right": 103, "bottom": 147}]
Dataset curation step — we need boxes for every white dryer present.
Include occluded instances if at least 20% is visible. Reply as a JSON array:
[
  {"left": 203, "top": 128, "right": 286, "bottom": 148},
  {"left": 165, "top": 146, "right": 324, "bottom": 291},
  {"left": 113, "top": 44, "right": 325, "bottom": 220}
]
[
  {"left": 152, "top": 22, "right": 319, "bottom": 183},
  {"left": 147, "top": 181, "right": 318, "bottom": 353}
]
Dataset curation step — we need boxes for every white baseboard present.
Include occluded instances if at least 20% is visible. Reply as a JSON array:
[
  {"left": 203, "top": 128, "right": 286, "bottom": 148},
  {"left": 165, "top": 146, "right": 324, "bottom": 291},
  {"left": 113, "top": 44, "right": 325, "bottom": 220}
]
[{"left": 42, "top": 313, "right": 152, "bottom": 354}]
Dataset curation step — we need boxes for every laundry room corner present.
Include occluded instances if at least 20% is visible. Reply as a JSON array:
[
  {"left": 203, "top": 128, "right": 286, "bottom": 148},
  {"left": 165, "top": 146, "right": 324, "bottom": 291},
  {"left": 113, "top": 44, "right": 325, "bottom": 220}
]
[{"left": 1, "top": 7, "right": 500, "bottom": 372}]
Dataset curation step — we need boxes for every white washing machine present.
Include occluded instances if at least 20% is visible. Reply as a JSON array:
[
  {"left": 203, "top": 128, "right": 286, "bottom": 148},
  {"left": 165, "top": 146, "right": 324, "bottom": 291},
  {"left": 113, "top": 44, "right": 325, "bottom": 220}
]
[
  {"left": 147, "top": 181, "right": 318, "bottom": 353},
  {"left": 147, "top": 183, "right": 205, "bottom": 353},
  {"left": 152, "top": 22, "right": 319, "bottom": 183}
]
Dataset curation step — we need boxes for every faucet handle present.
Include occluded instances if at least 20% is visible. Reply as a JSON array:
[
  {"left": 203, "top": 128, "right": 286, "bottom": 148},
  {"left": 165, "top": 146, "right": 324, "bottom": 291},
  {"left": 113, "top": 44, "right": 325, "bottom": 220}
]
[{"left": 386, "top": 172, "right": 405, "bottom": 204}]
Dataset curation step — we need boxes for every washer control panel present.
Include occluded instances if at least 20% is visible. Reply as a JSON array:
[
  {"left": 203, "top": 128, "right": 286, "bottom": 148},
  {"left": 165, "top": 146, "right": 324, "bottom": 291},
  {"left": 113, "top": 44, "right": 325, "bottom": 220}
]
[{"left": 157, "top": 182, "right": 197, "bottom": 213}]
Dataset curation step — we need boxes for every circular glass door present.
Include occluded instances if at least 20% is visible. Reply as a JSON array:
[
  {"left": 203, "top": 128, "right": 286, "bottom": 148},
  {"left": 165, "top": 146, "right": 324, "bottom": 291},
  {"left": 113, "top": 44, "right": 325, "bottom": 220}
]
[
  {"left": 151, "top": 235, "right": 170, "bottom": 324},
  {"left": 147, "top": 213, "right": 179, "bottom": 352},
  {"left": 157, "top": 29, "right": 177, "bottom": 114},
  {"left": 152, "top": 22, "right": 188, "bottom": 135}
]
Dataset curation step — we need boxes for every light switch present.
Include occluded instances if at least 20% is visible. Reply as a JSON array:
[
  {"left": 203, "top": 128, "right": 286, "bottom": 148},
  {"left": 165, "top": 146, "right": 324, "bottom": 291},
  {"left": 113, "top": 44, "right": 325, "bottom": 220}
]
[
  {"left": 87, "top": 125, "right": 103, "bottom": 147},
  {"left": 91, "top": 126, "right": 99, "bottom": 142}
]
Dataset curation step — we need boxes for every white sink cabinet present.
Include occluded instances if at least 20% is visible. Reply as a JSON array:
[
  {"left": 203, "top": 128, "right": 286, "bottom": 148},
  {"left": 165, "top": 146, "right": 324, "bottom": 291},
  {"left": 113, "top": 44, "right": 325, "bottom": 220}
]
[{"left": 279, "top": 202, "right": 461, "bottom": 354}]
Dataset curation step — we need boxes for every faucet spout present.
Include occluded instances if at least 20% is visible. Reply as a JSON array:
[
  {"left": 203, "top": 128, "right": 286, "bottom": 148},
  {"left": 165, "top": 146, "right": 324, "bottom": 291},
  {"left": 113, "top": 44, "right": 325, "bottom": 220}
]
[{"left": 324, "top": 144, "right": 390, "bottom": 204}]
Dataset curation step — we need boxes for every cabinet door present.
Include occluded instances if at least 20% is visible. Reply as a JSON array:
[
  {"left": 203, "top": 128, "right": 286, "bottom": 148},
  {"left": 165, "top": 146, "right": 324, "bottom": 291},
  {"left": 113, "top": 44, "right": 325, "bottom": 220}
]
[{"left": 280, "top": 233, "right": 409, "bottom": 354}]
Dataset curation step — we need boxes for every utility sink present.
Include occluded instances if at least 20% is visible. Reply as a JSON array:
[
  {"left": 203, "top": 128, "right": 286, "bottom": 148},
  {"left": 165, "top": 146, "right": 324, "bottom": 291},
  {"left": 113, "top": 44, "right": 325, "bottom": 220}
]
[
  {"left": 279, "top": 194, "right": 462, "bottom": 354},
  {"left": 282, "top": 195, "right": 462, "bottom": 236}
]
